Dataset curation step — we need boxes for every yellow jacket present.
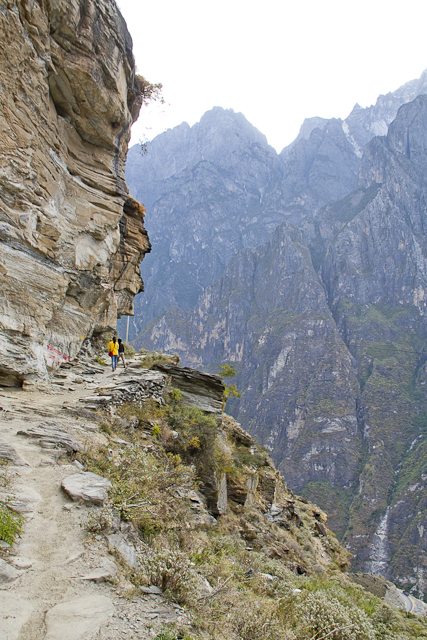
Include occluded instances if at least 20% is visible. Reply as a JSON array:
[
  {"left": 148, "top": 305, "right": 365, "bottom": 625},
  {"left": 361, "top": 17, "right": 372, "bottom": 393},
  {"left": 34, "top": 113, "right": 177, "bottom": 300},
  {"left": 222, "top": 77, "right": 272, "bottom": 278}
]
[{"left": 107, "top": 340, "right": 119, "bottom": 356}]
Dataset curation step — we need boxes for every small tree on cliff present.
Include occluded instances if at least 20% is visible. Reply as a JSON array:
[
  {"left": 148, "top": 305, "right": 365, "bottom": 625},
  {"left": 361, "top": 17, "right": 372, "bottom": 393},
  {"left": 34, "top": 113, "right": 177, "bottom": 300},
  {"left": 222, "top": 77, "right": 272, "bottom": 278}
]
[
  {"left": 136, "top": 75, "right": 165, "bottom": 155},
  {"left": 219, "top": 364, "right": 241, "bottom": 409}
]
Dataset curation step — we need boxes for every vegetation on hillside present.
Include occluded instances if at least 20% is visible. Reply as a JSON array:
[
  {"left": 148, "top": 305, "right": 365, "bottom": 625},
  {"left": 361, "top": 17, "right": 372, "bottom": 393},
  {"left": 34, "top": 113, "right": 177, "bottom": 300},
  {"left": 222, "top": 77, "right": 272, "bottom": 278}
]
[
  {"left": 72, "top": 385, "right": 427, "bottom": 639},
  {"left": 0, "top": 461, "right": 23, "bottom": 546}
]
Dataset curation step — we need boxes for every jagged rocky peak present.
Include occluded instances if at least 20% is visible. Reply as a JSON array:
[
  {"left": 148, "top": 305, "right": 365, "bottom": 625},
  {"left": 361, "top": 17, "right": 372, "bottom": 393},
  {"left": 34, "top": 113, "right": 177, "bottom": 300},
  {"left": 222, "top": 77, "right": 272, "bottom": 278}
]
[
  {"left": 0, "top": 0, "right": 150, "bottom": 389},
  {"left": 196, "top": 106, "right": 273, "bottom": 151},
  {"left": 387, "top": 94, "right": 427, "bottom": 168},
  {"left": 343, "top": 68, "right": 427, "bottom": 151},
  {"left": 281, "top": 68, "right": 427, "bottom": 165},
  {"left": 280, "top": 116, "right": 329, "bottom": 159},
  {"left": 359, "top": 94, "right": 427, "bottom": 189},
  {"left": 123, "top": 106, "right": 284, "bottom": 340},
  {"left": 126, "top": 106, "right": 278, "bottom": 204}
]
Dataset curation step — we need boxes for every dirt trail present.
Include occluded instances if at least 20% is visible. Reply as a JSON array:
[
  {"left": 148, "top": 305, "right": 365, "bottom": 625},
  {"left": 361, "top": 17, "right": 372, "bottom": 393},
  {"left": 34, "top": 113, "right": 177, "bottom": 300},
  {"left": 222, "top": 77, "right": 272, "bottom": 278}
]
[{"left": 0, "top": 363, "right": 186, "bottom": 640}]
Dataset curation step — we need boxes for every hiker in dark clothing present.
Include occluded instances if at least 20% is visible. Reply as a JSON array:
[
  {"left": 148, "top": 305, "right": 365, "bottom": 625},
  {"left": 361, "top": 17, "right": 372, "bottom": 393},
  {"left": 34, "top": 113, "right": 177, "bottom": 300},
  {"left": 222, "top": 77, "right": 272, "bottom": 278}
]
[{"left": 118, "top": 338, "right": 126, "bottom": 369}]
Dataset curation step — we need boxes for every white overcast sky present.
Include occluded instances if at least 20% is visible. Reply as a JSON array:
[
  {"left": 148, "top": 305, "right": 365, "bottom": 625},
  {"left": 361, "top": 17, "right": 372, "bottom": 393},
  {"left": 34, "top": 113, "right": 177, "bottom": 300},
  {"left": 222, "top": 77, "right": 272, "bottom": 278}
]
[{"left": 116, "top": 0, "right": 427, "bottom": 153}]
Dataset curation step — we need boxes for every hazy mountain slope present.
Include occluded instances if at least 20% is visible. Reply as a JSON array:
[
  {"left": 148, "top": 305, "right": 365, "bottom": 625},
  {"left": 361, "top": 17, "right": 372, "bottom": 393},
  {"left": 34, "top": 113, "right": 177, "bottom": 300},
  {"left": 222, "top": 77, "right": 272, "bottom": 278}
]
[
  {"left": 321, "top": 95, "right": 427, "bottom": 588},
  {"left": 140, "top": 221, "right": 363, "bottom": 541},
  {"left": 124, "top": 108, "right": 283, "bottom": 340},
  {"left": 133, "top": 94, "right": 427, "bottom": 597},
  {"left": 125, "top": 71, "right": 427, "bottom": 347},
  {"left": 123, "top": 71, "right": 427, "bottom": 597},
  {"left": 123, "top": 95, "right": 375, "bottom": 342}
]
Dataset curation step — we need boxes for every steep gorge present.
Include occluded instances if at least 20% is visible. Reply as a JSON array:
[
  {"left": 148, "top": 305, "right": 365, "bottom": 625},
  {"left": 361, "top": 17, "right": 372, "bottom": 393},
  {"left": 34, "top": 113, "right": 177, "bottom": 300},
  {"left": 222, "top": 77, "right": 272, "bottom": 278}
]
[
  {"left": 126, "top": 76, "right": 427, "bottom": 597},
  {"left": 6, "top": 0, "right": 427, "bottom": 636}
]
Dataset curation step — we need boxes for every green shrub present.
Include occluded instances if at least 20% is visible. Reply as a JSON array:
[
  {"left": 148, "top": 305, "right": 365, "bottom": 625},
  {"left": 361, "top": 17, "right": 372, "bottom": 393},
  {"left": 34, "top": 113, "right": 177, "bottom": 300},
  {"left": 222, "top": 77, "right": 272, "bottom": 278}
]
[
  {"left": 164, "top": 403, "right": 217, "bottom": 477},
  {"left": 123, "top": 342, "right": 136, "bottom": 357},
  {"left": 169, "top": 388, "right": 183, "bottom": 403},
  {"left": 288, "top": 588, "right": 375, "bottom": 639},
  {"left": 81, "top": 442, "right": 196, "bottom": 540},
  {"left": 229, "top": 599, "right": 283, "bottom": 640},
  {"left": 152, "top": 424, "right": 162, "bottom": 438},
  {"left": 139, "top": 547, "right": 203, "bottom": 605},
  {"left": 233, "top": 445, "right": 265, "bottom": 470},
  {"left": 139, "top": 349, "right": 180, "bottom": 369},
  {"left": 219, "top": 364, "right": 241, "bottom": 408},
  {"left": 118, "top": 399, "right": 163, "bottom": 426},
  {"left": 0, "top": 502, "right": 23, "bottom": 545},
  {"left": 154, "top": 630, "right": 195, "bottom": 640}
]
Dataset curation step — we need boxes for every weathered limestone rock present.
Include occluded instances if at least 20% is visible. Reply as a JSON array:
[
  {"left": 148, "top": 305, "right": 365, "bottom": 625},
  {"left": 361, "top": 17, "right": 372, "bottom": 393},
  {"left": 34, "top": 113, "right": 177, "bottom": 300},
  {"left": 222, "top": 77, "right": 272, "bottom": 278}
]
[
  {"left": 1, "top": 485, "right": 41, "bottom": 516},
  {"left": 61, "top": 471, "right": 111, "bottom": 505},
  {"left": 107, "top": 532, "right": 139, "bottom": 568},
  {"left": 153, "top": 363, "right": 225, "bottom": 415},
  {"left": 44, "top": 595, "right": 114, "bottom": 640},
  {"left": 17, "top": 421, "right": 83, "bottom": 452},
  {"left": 0, "top": 439, "right": 27, "bottom": 465},
  {"left": 81, "top": 561, "right": 117, "bottom": 582},
  {"left": 0, "top": 595, "right": 33, "bottom": 639},
  {"left": 0, "top": 558, "right": 20, "bottom": 584},
  {"left": 0, "top": 0, "right": 150, "bottom": 388}
]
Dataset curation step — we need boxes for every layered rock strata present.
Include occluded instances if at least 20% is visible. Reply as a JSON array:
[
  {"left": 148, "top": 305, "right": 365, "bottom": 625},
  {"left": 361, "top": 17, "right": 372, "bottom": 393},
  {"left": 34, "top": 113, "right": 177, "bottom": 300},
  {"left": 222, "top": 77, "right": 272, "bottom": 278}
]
[{"left": 0, "top": 0, "right": 150, "bottom": 388}]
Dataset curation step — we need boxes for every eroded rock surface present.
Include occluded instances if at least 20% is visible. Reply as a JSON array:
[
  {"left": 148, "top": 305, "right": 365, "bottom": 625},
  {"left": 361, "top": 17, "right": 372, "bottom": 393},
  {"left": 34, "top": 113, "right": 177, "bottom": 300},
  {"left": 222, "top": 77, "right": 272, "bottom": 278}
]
[
  {"left": 0, "top": 0, "right": 150, "bottom": 388},
  {"left": 62, "top": 471, "right": 112, "bottom": 505},
  {"left": 153, "top": 363, "right": 225, "bottom": 415},
  {"left": 0, "top": 558, "right": 20, "bottom": 584},
  {"left": 44, "top": 595, "right": 114, "bottom": 640}
]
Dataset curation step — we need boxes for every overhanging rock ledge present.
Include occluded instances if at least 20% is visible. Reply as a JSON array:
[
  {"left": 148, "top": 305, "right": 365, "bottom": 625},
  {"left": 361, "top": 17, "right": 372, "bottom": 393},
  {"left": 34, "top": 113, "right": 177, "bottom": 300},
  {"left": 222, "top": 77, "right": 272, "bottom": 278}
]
[{"left": 0, "top": 0, "right": 150, "bottom": 388}]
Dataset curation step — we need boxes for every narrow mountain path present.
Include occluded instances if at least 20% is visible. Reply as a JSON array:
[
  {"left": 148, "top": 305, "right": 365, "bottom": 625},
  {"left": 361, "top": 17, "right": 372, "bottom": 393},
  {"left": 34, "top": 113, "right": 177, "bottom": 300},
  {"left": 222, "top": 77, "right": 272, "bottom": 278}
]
[{"left": 0, "top": 359, "right": 186, "bottom": 640}]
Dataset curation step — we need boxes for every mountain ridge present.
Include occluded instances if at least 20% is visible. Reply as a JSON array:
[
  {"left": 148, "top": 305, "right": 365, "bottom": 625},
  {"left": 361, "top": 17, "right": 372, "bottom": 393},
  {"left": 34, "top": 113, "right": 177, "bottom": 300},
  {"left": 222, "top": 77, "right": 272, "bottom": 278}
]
[{"left": 124, "top": 70, "right": 427, "bottom": 597}]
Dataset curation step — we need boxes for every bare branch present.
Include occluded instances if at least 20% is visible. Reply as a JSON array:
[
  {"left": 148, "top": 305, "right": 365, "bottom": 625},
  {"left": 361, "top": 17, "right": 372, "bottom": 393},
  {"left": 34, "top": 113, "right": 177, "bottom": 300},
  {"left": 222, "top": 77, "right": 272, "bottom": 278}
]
[{"left": 197, "top": 573, "right": 235, "bottom": 601}]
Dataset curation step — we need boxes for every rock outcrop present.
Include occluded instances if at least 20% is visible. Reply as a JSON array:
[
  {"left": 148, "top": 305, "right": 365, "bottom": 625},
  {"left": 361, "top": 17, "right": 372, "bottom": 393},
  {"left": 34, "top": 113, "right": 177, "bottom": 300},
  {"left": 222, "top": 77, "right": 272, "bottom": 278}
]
[{"left": 0, "top": 0, "right": 150, "bottom": 388}]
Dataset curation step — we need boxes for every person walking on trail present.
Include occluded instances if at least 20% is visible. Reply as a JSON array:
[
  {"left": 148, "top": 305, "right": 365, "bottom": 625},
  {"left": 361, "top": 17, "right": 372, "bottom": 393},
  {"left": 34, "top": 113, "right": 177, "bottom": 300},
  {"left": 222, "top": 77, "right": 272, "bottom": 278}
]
[
  {"left": 107, "top": 336, "right": 119, "bottom": 371},
  {"left": 118, "top": 338, "right": 127, "bottom": 369}
]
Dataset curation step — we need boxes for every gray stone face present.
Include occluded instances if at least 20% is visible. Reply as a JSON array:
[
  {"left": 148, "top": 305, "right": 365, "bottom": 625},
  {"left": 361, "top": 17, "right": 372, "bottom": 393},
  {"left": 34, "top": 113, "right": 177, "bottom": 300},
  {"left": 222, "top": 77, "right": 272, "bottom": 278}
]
[
  {"left": 152, "top": 363, "right": 225, "bottom": 415},
  {"left": 17, "top": 422, "right": 83, "bottom": 452},
  {"left": 0, "top": 0, "right": 150, "bottom": 389},
  {"left": 61, "top": 472, "right": 112, "bottom": 505},
  {"left": 0, "top": 558, "right": 20, "bottom": 584},
  {"left": 0, "top": 439, "right": 27, "bottom": 465},
  {"left": 107, "top": 533, "right": 139, "bottom": 568},
  {"left": 44, "top": 595, "right": 114, "bottom": 640}
]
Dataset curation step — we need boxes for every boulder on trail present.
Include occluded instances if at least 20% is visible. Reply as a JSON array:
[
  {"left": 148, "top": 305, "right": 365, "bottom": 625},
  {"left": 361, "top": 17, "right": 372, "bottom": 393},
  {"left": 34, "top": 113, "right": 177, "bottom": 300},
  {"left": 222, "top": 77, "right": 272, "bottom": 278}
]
[
  {"left": 17, "top": 422, "right": 83, "bottom": 452},
  {"left": 61, "top": 472, "right": 111, "bottom": 505}
]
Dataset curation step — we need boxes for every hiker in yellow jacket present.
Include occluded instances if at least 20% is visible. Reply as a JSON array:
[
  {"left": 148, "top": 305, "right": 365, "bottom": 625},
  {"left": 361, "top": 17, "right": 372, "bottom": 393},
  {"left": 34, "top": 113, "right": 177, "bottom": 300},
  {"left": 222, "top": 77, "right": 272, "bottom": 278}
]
[{"left": 107, "top": 336, "right": 119, "bottom": 371}]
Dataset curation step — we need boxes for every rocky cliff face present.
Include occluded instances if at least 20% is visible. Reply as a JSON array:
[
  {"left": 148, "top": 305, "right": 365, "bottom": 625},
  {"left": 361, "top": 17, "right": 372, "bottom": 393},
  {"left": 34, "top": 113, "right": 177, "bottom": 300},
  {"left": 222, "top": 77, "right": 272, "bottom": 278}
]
[
  {"left": 125, "top": 71, "right": 427, "bottom": 346},
  {"left": 125, "top": 73, "right": 427, "bottom": 597},
  {"left": 124, "top": 107, "right": 283, "bottom": 339},
  {"left": 321, "top": 95, "right": 427, "bottom": 590},
  {"left": 0, "top": 0, "right": 150, "bottom": 388}
]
